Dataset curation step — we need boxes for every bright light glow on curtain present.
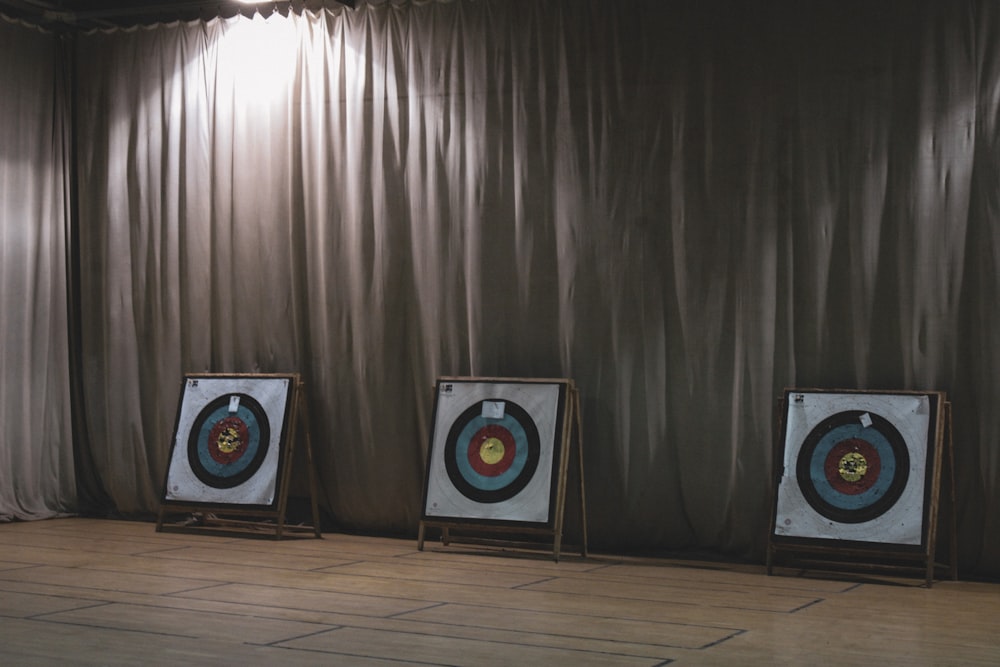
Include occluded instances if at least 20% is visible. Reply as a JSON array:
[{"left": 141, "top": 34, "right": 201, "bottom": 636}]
[
  {"left": 3, "top": 0, "right": 998, "bottom": 576},
  {"left": 221, "top": 13, "right": 299, "bottom": 107}
]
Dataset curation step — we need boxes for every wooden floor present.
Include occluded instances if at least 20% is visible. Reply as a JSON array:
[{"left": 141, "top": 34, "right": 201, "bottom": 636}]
[{"left": 0, "top": 518, "right": 998, "bottom": 666}]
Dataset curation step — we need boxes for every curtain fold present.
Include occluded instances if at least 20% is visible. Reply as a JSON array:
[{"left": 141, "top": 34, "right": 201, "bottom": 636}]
[{"left": 0, "top": 0, "right": 990, "bottom": 576}]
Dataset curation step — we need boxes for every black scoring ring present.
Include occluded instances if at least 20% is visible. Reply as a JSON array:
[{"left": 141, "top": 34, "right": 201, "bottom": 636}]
[{"left": 795, "top": 410, "right": 909, "bottom": 524}]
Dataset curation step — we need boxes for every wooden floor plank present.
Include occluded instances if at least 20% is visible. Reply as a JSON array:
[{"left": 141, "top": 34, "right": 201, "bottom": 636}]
[
  {"left": 520, "top": 575, "right": 824, "bottom": 613},
  {"left": 0, "top": 589, "right": 103, "bottom": 618},
  {"left": 173, "top": 581, "right": 441, "bottom": 617},
  {"left": 278, "top": 625, "right": 671, "bottom": 666},
  {"left": 39, "top": 601, "right": 339, "bottom": 644},
  {"left": 395, "top": 602, "right": 739, "bottom": 649},
  {"left": 142, "top": 545, "right": 362, "bottom": 571},
  {"left": 316, "top": 559, "right": 567, "bottom": 589},
  {"left": 582, "top": 561, "right": 858, "bottom": 593},
  {"left": 0, "top": 564, "right": 223, "bottom": 595}
]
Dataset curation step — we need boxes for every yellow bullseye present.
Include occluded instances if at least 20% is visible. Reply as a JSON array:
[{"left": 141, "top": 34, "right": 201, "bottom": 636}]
[
  {"left": 216, "top": 426, "right": 242, "bottom": 454},
  {"left": 479, "top": 437, "right": 505, "bottom": 464},
  {"left": 838, "top": 451, "right": 868, "bottom": 482}
]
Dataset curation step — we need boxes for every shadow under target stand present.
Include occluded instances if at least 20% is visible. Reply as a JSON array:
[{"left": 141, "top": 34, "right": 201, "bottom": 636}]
[
  {"left": 417, "top": 377, "right": 588, "bottom": 561},
  {"left": 156, "top": 373, "right": 323, "bottom": 540}
]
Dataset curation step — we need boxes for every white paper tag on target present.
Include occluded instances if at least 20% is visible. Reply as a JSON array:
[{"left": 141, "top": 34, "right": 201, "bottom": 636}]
[
  {"left": 229, "top": 395, "right": 241, "bottom": 413},
  {"left": 482, "top": 401, "right": 506, "bottom": 419}
]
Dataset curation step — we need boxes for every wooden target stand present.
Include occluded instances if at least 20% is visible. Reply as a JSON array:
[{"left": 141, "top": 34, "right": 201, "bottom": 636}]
[
  {"left": 417, "top": 377, "right": 588, "bottom": 562},
  {"left": 156, "top": 373, "right": 322, "bottom": 540},
  {"left": 766, "top": 389, "right": 958, "bottom": 587}
]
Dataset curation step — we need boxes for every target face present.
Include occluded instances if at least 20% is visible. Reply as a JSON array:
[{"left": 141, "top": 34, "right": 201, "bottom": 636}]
[
  {"left": 774, "top": 391, "right": 936, "bottom": 546},
  {"left": 444, "top": 400, "right": 541, "bottom": 504},
  {"left": 795, "top": 411, "right": 909, "bottom": 524},
  {"left": 423, "top": 380, "right": 566, "bottom": 525},
  {"left": 187, "top": 394, "right": 271, "bottom": 489},
  {"left": 163, "top": 375, "right": 293, "bottom": 506}
]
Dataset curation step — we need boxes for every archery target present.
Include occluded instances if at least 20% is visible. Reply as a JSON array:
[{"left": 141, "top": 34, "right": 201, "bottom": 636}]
[
  {"left": 774, "top": 391, "right": 933, "bottom": 545},
  {"left": 423, "top": 380, "right": 564, "bottom": 524},
  {"left": 164, "top": 376, "right": 292, "bottom": 506}
]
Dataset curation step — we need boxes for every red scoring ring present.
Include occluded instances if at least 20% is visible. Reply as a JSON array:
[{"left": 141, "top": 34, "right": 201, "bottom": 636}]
[
  {"left": 207, "top": 416, "right": 250, "bottom": 465},
  {"left": 823, "top": 437, "right": 882, "bottom": 495},
  {"left": 466, "top": 424, "right": 517, "bottom": 477}
]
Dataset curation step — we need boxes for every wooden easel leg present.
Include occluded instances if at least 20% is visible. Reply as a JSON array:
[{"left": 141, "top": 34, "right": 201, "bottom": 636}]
[
  {"left": 274, "top": 385, "right": 300, "bottom": 541},
  {"left": 924, "top": 398, "right": 954, "bottom": 589},
  {"left": 552, "top": 465, "right": 567, "bottom": 563},
  {"left": 298, "top": 384, "right": 323, "bottom": 539},
  {"left": 946, "top": 402, "right": 958, "bottom": 580},
  {"left": 766, "top": 397, "right": 786, "bottom": 578},
  {"left": 417, "top": 522, "right": 425, "bottom": 551},
  {"left": 307, "top": 459, "right": 322, "bottom": 539},
  {"left": 573, "top": 387, "right": 588, "bottom": 558},
  {"left": 551, "top": 385, "right": 576, "bottom": 563}
]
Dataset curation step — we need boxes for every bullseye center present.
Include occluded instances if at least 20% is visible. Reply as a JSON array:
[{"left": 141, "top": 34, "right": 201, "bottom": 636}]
[
  {"left": 838, "top": 451, "right": 868, "bottom": 482},
  {"left": 479, "top": 437, "right": 505, "bottom": 464},
  {"left": 216, "top": 426, "right": 242, "bottom": 454}
]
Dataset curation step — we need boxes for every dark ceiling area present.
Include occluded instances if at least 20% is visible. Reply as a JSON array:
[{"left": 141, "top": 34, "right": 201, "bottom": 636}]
[{"left": 0, "top": 0, "right": 353, "bottom": 29}]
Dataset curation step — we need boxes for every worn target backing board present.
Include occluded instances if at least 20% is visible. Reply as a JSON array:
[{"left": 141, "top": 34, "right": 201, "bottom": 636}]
[
  {"left": 772, "top": 389, "right": 944, "bottom": 547},
  {"left": 162, "top": 374, "right": 295, "bottom": 508},
  {"left": 422, "top": 378, "right": 569, "bottom": 526}
]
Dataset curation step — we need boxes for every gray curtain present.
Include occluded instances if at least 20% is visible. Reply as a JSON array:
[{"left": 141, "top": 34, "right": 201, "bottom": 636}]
[
  {"left": 4, "top": 0, "right": 999, "bottom": 577},
  {"left": 0, "top": 18, "right": 76, "bottom": 520}
]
